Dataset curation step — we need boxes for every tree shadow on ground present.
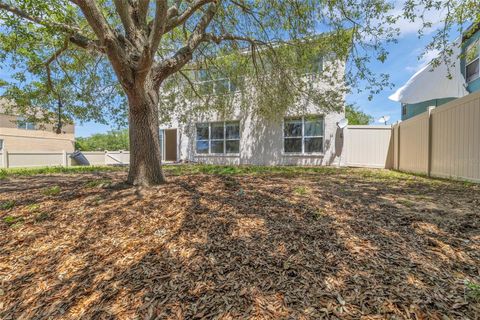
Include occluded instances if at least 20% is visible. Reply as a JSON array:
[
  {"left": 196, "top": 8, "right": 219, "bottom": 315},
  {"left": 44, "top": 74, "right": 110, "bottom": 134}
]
[{"left": 0, "top": 170, "right": 479, "bottom": 319}]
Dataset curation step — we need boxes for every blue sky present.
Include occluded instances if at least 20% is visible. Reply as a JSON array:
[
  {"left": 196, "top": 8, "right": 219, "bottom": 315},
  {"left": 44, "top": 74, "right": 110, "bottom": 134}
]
[{"left": 346, "top": 34, "right": 439, "bottom": 125}]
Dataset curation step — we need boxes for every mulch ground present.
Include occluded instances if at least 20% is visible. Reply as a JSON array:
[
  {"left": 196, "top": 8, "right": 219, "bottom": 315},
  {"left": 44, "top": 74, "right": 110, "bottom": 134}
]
[{"left": 0, "top": 168, "right": 479, "bottom": 319}]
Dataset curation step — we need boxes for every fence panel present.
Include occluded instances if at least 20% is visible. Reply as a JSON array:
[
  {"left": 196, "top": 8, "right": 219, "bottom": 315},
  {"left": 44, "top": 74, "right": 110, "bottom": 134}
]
[
  {"left": 430, "top": 92, "right": 480, "bottom": 182},
  {"left": 344, "top": 125, "right": 393, "bottom": 168},
  {"left": 0, "top": 150, "right": 130, "bottom": 168},
  {"left": 397, "top": 113, "right": 429, "bottom": 175},
  {"left": 78, "top": 152, "right": 108, "bottom": 166},
  {"left": 7, "top": 152, "right": 63, "bottom": 168},
  {"left": 104, "top": 151, "right": 130, "bottom": 165}
]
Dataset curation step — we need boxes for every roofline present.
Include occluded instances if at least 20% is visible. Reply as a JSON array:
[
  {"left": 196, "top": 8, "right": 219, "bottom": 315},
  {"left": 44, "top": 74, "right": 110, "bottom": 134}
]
[{"left": 462, "top": 21, "right": 480, "bottom": 42}]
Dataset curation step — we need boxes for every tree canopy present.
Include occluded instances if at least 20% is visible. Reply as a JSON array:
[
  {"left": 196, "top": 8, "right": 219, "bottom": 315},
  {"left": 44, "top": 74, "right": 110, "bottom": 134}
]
[
  {"left": 75, "top": 129, "right": 129, "bottom": 151},
  {"left": 345, "top": 105, "right": 373, "bottom": 125}
]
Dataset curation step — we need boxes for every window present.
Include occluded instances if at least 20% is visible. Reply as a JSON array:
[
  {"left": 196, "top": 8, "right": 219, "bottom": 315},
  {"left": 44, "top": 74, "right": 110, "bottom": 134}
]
[
  {"left": 196, "top": 121, "right": 240, "bottom": 154},
  {"left": 465, "top": 40, "right": 479, "bottom": 83},
  {"left": 305, "top": 55, "right": 323, "bottom": 74},
  {"left": 402, "top": 104, "right": 407, "bottom": 116},
  {"left": 0, "top": 139, "right": 3, "bottom": 151},
  {"left": 17, "top": 117, "right": 36, "bottom": 130},
  {"left": 296, "top": 50, "right": 323, "bottom": 75},
  {"left": 284, "top": 116, "right": 324, "bottom": 154},
  {"left": 195, "top": 70, "right": 238, "bottom": 95}
]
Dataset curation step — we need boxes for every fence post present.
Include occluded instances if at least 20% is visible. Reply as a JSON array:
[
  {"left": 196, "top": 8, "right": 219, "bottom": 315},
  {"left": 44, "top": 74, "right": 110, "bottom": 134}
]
[
  {"left": 62, "top": 150, "right": 68, "bottom": 167},
  {"left": 426, "top": 106, "right": 435, "bottom": 177},
  {"left": 396, "top": 124, "right": 401, "bottom": 171},
  {"left": 2, "top": 149, "right": 8, "bottom": 168}
]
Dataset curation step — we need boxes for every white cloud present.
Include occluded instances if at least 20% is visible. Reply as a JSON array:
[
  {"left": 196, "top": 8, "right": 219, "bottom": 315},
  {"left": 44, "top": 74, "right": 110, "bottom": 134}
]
[
  {"left": 389, "top": 1, "right": 446, "bottom": 37},
  {"left": 405, "top": 48, "right": 440, "bottom": 73}
]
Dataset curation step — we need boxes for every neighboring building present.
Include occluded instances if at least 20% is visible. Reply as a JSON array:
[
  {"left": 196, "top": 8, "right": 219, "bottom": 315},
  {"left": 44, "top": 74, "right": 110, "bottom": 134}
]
[
  {"left": 390, "top": 22, "right": 480, "bottom": 120},
  {"left": 158, "top": 41, "right": 347, "bottom": 166},
  {"left": 0, "top": 100, "right": 75, "bottom": 152}
]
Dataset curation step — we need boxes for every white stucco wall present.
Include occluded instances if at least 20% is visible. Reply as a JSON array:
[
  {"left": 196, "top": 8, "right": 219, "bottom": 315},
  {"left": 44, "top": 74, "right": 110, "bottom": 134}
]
[
  {"left": 160, "top": 60, "right": 347, "bottom": 166},
  {"left": 161, "top": 101, "right": 346, "bottom": 166}
]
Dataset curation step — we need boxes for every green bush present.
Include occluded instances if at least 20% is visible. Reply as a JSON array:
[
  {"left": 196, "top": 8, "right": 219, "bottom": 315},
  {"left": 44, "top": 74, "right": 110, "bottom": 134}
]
[{"left": 76, "top": 129, "right": 129, "bottom": 151}]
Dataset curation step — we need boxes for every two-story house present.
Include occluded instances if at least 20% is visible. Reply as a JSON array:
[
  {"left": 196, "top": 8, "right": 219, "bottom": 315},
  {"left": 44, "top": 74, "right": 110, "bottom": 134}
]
[
  {"left": 0, "top": 99, "right": 75, "bottom": 152},
  {"left": 157, "top": 39, "right": 348, "bottom": 166},
  {"left": 390, "top": 22, "right": 480, "bottom": 120}
]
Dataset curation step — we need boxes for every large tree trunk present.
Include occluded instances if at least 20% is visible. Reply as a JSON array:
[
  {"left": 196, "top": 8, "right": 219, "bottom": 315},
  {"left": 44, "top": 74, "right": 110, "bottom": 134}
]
[{"left": 126, "top": 82, "right": 165, "bottom": 186}]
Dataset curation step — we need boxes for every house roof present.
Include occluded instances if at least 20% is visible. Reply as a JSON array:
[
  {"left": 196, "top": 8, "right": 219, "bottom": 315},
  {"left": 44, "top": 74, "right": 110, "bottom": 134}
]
[
  {"left": 462, "top": 21, "right": 480, "bottom": 42},
  {"left": 389, "top": 38, "right": 468, "bottom": 104}
]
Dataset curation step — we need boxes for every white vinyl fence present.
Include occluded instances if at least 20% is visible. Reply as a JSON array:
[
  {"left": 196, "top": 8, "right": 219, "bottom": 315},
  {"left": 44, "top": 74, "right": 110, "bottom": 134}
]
[
  {"left": 0, "top": 150, "right": 130, "bottom": 168},
  {"left": 344, "top": 125, "right": 393, "bottom": 168}
]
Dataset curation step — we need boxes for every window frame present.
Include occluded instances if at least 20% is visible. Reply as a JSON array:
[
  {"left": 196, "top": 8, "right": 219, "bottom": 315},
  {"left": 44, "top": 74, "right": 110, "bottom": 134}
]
[
  {"left": 195, "top": 69, "right": 239, "bottom": 96},
  {"left": 16, "top": 117, "right": 36, "bottom": 130},
  {"left": 465, "top": 40, "right": 480, "bottom": 84},
  {"left": 283, "top": 115, "right": 325, "bottom": 155},
  {"left": 465, "top": 57, "right": 479, "bottom": 83},
  {"left": 0, "top": 139, "right": 3, "bottom": 151},
  {"left": 195, "top": 121, "right": 241, "bottom": 156}
]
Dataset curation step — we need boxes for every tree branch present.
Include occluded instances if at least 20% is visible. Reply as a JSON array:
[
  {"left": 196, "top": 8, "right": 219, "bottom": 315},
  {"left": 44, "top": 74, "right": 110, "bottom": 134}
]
[
  {"left": 73, "top": 0, "right": 134, "bottom": 86},
  {"left": 164, "top": 0, "right": 216, "bottom": 32},
  {"left": 113, "top": 0, "right": 136, "bottom": 39},
  {"left": 137, "top": 0, "right": 150, "bottom": 28},
  {"left": 0, "top": 1, "right": 82, "bottom": 35},
  {"left": 149, "top": 0, "right": 169, "bottom": 53},
  {"left": 44, "top": 38, "right": 70, "bottom": 94},
  {"left": 153, "top": 2, "right": 218, "bottom": 83},
  {"left": 71, "top": 0, "right": 114, "bottom": 42}
]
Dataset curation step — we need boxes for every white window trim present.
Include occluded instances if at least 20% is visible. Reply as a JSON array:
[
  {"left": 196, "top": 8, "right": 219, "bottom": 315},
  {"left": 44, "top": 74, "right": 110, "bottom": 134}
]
[
  {"left": 282, "top": 115, "right": 325, "bottom": 155},
  {"left": 195, "top": 121, "right": 241, "bottom": 156},
  {"left": 465, "top": 57, "right": 479, "bottom": 84},
  {"left": 195, "top": 77, "right": 239, "bottom": 96},
  {"left": 16, "top": 117, "right": 36, "bottom": 130}
]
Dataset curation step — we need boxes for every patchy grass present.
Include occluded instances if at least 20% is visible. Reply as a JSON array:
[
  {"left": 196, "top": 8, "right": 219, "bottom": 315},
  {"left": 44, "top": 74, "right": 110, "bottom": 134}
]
[
  {"left": 41, "top": 185, "right": 61, "bottom": 196},
  {"left": 84, "top": 178, "right": 113, "bottom": 188},
  {"left": 0, "top": 165, "right": 479, "bottom": 319},
  {"left": 293, "top": 186, "right": 310, "bottom": 196},
  {"left": 163, "top": 164, "right": 342, "bottom": 176},
  {"left": 396, "top": 198, "right": 416, "bottom": 207},
  {"left": 3, "top": 215, "right": 23, "bottom": 227},
  {"left": 465, "top": 280, "right": 480, "bottom": 302},
  {"left": 0, "top": 200, "right": 15, "bottom": 210},
  {"left": 0, "top": 165, "right": 126, "bottom": 180}
]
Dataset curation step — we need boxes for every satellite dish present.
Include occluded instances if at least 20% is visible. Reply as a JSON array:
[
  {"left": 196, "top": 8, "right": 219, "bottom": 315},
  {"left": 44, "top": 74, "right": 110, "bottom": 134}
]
[
  {"left": 337, "top": 118, "right": 349, "bottom": 129},
  {"left": 377, "top": 115, "right": 391, "bottom": 125}
]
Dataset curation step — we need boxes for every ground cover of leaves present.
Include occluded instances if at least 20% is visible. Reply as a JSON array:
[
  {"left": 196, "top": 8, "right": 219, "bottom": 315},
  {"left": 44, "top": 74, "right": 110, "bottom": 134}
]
[{"left": 0, "top": 167, "right": 479, "bottom": 319}]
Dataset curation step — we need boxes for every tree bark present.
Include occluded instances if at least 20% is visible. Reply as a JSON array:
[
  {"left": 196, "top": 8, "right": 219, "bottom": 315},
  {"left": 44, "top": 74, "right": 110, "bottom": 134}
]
[{"left": 126, "top": 81, "right": 165, "bottom": 186}]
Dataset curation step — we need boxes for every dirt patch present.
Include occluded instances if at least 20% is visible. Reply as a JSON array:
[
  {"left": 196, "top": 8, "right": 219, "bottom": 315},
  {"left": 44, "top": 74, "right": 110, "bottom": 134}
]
[{"left": 0, "top": 168, "right": 479, "bottom": 319}]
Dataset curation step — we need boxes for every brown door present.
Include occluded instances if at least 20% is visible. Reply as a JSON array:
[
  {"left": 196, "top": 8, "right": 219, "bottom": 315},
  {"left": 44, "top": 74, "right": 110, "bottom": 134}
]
[{"left": 164, "top": 129, "right": 177, "bottom": 162}]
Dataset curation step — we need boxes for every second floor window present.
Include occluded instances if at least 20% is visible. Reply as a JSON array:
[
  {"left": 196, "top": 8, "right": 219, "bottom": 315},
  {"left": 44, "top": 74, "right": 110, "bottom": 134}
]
[
  {"left": 284, "top": 116, "right": 324, "bottom": 154},
  {"left": 196, "top": 69, "right": 238, "bottom": 95},
  {"left": 17, "top": 117, "right": 36, "bottom": 130},
  {"left": 0, "top": 139, "right": 3, "bottom": 151},
  {"left": 465, "top": 40, "right": 479, "bottom": 83},
  {"left": 196, "top": 121, "right": 240, "bottom": 154}
]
